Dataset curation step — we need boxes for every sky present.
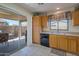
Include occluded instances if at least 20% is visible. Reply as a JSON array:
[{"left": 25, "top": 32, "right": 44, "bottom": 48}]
[{"left": 5, "top": 19, "right": 19, "bottom": 26}]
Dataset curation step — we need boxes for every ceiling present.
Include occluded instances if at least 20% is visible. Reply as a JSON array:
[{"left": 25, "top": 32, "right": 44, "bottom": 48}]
[{"left": 19, "top": 3, "right": 77, "bottom": 13}]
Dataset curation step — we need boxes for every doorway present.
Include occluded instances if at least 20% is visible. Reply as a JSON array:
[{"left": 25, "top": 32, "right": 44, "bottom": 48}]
[{"left": 0, "top": 10, "right": 27, "bottom": 56}]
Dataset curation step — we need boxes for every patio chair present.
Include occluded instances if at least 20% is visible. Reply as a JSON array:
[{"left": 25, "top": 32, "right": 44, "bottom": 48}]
[{"left": 0, "top": 33, "right": 9, "bottom": 47}]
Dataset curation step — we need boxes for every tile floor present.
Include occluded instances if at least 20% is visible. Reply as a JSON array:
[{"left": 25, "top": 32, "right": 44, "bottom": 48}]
[
  {"left": 10, "top": 44, "right": 77, "bottom": 56},
  {"left": 10, "top": 44, "right": 57, "bottom": 56}
]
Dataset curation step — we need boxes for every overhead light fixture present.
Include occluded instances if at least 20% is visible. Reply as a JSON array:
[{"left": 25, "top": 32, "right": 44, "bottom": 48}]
[
  {"left": 56, "top": 8, "right": 60, "bottom": 10},
  {"left": 38, "top": 3, "right": 44, "bottom": 5}
]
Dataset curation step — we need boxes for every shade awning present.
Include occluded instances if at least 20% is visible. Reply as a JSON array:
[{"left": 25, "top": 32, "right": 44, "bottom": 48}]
[{"left": 0, "top": 13, "right": 27, "bottom": 21}]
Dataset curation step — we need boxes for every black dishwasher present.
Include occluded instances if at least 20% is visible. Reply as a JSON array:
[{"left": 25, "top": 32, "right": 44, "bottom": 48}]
[{"left": 40, "top": 34, "right": 49, "bottom": 47}]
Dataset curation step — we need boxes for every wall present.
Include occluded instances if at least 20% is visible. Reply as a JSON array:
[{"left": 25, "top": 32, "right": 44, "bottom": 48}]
[{"left": 0, "top": 3, "right": 33, "bottom": 46}]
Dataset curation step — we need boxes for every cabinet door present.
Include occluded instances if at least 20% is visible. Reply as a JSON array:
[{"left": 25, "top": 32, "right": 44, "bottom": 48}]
[
  {"left": 77, "top": 37, "right": 79, "bottom": 54},
  {"left": 41, "top": 16, "right": 48, "bottom": 31},
  {"left": 67, "top": 36, "right": 77, "bottom": 53},
  {"left": 32, "top": 16, "right": 41, "bottom": 44},
  {"left": 49, "top": 34, "right": 58, "bottom": 48},
  {"left": 57, "top": 35, "right": 67, "bottom": 51},
  {"left": 72, "top": 11, "right": 79, "bottom": 26}
]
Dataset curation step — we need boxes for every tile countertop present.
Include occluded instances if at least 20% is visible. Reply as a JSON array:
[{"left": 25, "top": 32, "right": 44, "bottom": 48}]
[{"left": 40, "top": 32, "right": 79, "bottom": 36}]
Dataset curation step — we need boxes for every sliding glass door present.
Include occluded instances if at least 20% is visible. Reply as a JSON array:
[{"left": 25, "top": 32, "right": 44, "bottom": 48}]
[{"left": 0, "top": 18, "right": 27, "bottom": 56}]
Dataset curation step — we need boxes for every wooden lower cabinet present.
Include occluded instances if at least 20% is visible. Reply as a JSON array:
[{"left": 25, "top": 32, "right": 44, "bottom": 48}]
[
  {"left": 49, "top": 34, "right": 68, "bottom": 51},
  {"left": 49, "top": 34, "right": 58, "bottom": 48},
  {"left": 57, "top": 35, "right": 68, "bottom": 51},
  {"left": 66, "top": 36, "right": 77, "bottom": 53},
  {"left": 77, "top": 37, "right": 79, "bottom": 54},
  {"left": 49, "top": 34, "right": 78, "bottom": 54},
  {"left": 49, "top": 35, "right": 67, "bottom": 50}
]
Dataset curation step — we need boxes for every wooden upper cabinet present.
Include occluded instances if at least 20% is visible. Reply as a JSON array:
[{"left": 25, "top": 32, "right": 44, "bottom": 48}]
[
  {"left": 72, "top": 10, "right": 79, "bottom": 26},
  {"left": 41, "top": 16, "right": 48, "bottom": 31},
  {"left": 32, "top": 16, "right": 41, "bottom": 44}
]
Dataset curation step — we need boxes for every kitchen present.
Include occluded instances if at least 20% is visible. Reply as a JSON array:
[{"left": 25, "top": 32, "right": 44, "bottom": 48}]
[
  {"left": 0, "top": 3, "right": 79, "bottom": 56},
  {"left": 32, "top": 3, "right": 79, "bottom": 55}
]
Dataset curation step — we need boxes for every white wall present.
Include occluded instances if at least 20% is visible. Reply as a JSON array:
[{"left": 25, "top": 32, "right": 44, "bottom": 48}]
[
  {"left": 0, "top": 3, "right": 33, "bottom": 46},
  {"left": 27, "top": 15, "right": 32, "bottom": 46},
  {"left": 69, "top": 20, "right": 79, "bottom": 32}
]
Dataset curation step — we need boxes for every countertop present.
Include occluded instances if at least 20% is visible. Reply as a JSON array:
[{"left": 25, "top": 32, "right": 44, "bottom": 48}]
[{"left": 40, "top": 32, "right": 79, "bottom": 36}]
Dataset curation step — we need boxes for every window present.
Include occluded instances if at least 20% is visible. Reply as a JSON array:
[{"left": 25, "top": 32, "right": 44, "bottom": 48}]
[
  {"left": 5, "top": 19, "right": 19, "bottom": 26},
  {"left": 21, "top": 21, "right": 27, "bottom": 26},
  {"left": 50, "top": 19, "right": 69, "bottom": 31},
  {"left": 59, "top": 20, "right": 68, "bottom": 31},
  {"left": 50, "top": 20, "right": 57, "bottom": 30},
  {"left": 0, "top": 18, "right": 19, "bottom": 26}
]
